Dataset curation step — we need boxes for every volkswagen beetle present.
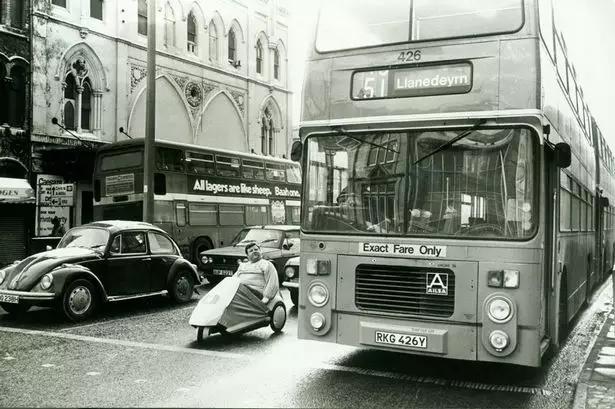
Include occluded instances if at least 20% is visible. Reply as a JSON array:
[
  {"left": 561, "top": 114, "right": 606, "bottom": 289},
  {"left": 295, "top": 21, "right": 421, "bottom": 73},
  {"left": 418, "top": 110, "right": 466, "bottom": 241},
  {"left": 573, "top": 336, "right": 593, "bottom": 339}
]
[{"left": 0, "top": 220, "right": 200, "bottom": 321}]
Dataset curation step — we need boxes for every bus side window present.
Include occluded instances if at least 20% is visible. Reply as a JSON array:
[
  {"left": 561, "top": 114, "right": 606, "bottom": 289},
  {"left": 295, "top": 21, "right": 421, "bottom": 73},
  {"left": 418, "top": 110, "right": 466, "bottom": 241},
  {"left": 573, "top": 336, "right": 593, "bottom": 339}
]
[
  {"left": 186, "top": 152, "right": 215, "bottom": 175},
  {"left": 176, "top": 202, "right": 187, "bottom": 227},
  {"left": 154, "top": 173, "right": 166, "bottom": 195},
  {"left": 220, "top": 205, "right": 244, "bottom": 225},
  {"left": 216, "top": 155, "right": 241, "bottom": 178},
  {"left": 266, "top": 163, "right": 286, "bottom": 182},
  {"left": 156, "top": 147, "right": 185, "bottom": 172},
  {"left": 242, "top": 159, "right": 265, "bottom": 180}
]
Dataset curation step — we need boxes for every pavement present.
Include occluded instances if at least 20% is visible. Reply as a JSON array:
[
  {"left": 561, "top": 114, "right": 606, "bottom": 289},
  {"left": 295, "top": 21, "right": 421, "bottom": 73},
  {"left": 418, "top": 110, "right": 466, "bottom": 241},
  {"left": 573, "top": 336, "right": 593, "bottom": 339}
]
[{"left": 572, "top": 278, "right": 615, "bottom": 409}]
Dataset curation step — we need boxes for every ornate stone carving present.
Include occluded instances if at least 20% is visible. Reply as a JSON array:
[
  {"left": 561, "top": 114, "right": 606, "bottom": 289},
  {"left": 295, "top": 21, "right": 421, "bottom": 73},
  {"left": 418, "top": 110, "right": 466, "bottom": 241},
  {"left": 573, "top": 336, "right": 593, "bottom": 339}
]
[
  {"left": 229, "top": 89, "right": 245, "bottom": 116},
  {"left": 202, "top": 81, "right": 216, "bottom": 99},
  {"left": 130, "top": 65, "right": 147, "bottom": 93},
  {"left": 185, "top": 82, "right": 203, "bottom": 108},
  {"left": 172, "top": 75, "right": 189, "bottom": 92}
]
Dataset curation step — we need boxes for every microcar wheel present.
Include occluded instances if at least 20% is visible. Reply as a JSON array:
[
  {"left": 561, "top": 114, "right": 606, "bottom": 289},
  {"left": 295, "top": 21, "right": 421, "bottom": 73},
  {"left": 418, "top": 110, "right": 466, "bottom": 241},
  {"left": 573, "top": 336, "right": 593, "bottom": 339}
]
[
  {"left": 269, "top": 302, "right": 286, "bottom": 333},
  {"left": 170, "top": 271, "right": 194, "bottom": 303},
  {"left": 62, "top": 279, "right": 97, "bottom": 322},
  {"left": 197, "top": 326, "right": 205, "bottom": 342}
]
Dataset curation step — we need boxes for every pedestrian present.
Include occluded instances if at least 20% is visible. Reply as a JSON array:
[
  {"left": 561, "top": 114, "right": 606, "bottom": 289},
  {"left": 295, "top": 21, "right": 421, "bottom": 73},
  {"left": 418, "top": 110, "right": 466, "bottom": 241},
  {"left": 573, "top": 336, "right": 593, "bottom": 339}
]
[
  {"left": 233, "top": 242, "right": 279, "bottom": 304},
  {"left": 50, "top": 216, "right": 66, "bottom": 237}
]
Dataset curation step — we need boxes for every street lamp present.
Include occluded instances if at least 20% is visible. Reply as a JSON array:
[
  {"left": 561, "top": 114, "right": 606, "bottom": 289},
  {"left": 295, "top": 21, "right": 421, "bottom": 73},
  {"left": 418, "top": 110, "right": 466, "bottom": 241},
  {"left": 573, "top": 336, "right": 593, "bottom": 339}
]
[{"left": 143, "top": 0, "right": 157, "bottom": 223}]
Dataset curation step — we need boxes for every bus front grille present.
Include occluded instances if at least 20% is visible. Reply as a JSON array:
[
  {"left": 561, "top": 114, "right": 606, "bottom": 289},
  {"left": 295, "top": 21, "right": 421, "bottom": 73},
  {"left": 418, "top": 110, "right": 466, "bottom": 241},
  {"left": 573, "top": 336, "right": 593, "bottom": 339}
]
[{"left": 355, "top": 264, "right": 455, "bottom": 318}]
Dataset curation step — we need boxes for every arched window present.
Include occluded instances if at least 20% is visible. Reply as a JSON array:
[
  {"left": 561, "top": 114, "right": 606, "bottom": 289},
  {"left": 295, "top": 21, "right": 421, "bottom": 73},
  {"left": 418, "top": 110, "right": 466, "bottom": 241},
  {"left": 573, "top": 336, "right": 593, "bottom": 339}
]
[
  {"left": 64, "top": 73, "right": 77, "bottom": 130},
  {"left": 273, "top": 48, "right": 280, "bottom": 80},
  {"left": 208, "top": 21, "right": 218, "bottom": 62},
  {"left": 164, "top": 3, "right": 175, "bottom": 47},
  {"left": 8, "top": 66, "right": 26, "bottom": 128},
  {"left": 0, "top": 65, "right": 6, "bottom": 125},
  {"left": 228, "top": 28, "right": 237, "bottom": 63},
  {"left": 187, "top": 12, "right": 197, "bottom": 53},
  {"left": 138, "top": 0, "right": 147, "bottom": 35},
  {"left": 261, "top": 107, "right": 273, "bottom": 155},
  {"left": 10, "top": 0, "right": 24, "bottom": 28},
  {"left": 256, "top": 39, "right": 263, "bottom": 74},
  {"left": 81, "top": 79, "right": 92, "bottom": 131}
]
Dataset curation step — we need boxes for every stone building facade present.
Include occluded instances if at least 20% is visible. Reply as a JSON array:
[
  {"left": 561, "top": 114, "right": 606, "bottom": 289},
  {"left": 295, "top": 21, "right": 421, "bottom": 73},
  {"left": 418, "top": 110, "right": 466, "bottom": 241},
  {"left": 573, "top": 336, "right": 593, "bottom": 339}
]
[
  {"left": 0, "top": 0, "right": 35, "bottom": 265},
  {"left": 29, "top": 0, "right": 292, "bottom": 239}
]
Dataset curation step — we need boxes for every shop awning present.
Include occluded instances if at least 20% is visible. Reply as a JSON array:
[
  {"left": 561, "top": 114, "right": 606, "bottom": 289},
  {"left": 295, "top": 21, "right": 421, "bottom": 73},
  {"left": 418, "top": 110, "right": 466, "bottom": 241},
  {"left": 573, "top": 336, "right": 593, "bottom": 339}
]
[{"left": 0, "top": 177, "right": 35, "bottom": 204}]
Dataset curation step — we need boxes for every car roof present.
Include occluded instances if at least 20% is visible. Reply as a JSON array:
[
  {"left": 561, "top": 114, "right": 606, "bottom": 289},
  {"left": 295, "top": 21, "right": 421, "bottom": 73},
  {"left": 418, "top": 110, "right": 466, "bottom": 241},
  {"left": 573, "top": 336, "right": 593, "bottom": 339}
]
[
  {"left": 81, "top": 220, "right": 166, "bottom": 234},
  {"left": 244, "top": 225, "right": 299, "bottom": 231}
]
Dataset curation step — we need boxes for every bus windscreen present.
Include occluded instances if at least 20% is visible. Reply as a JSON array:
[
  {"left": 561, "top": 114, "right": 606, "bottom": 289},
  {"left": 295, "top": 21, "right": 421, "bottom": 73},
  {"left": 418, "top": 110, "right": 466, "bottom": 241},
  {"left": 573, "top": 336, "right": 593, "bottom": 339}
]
[
  {"left": 303, "top": 127, "right": 537, "bottom": 239},
  {"left": 316, "top": 0, "right": 524, "bottom": 52}
]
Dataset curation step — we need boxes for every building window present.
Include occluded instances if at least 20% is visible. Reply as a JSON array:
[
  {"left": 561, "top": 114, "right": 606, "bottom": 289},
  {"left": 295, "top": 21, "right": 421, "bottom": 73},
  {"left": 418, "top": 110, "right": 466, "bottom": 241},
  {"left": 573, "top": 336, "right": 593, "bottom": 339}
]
[
  {"left": 90, "top": 0, "right": 103, "bottom": 20},
  {"left": 164, "top": 3, "right": 175, "bottom": 47},
  {"left": 273, "top": 48, "right": 280, "bottom": 80},
  {"left": 81, "top": 79, "right": 92, "bottom": 131},
  {"left": 256, "top": 39, "right": 263, "bottom": 74},
  {"left": 208, "top": 21, "right": 218, "bottom": 62},
  {"left": 261, "top": 107, "right": 273, "bottom": 155},
  {"left": 10, "top": 0, "right": 23, "bottom": 28},
  {"left": 52, "top": 0, "right": 67, "bottom": 7},
  {"left": 187, "top": 12, "right": 197, "bottom": 54},
  {"left": 228, "top": 28, "right": 237, "bottom": 63},
  {"left": 137, "top": 0, "right": 147, "bottom": 36},
  {"left": 64, "top": 73, "right": 77, "bottom": 130},
  {"left": 0, "top": 65, "right": 6, "bottom": 125},
  {"left": 0, "top": 64, "right": 27, "bottom": 128}
]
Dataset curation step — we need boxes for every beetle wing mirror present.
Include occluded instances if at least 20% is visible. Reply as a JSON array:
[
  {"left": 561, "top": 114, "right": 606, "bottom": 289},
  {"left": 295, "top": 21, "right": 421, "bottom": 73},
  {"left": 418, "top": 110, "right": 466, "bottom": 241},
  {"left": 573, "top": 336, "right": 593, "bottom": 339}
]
[
  {"left": 555, "top": 142, "right": 571, "bottom": 168},
  {"left": 290, "top": 141, "right": 302, "bottom": 162}
]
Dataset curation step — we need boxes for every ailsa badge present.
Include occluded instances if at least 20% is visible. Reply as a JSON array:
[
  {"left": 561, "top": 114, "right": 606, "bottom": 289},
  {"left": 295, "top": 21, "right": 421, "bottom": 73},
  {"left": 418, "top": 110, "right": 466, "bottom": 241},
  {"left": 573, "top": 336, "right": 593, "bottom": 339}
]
[{"left": 426, "top": 273, "right": 449, "bottom": 295}]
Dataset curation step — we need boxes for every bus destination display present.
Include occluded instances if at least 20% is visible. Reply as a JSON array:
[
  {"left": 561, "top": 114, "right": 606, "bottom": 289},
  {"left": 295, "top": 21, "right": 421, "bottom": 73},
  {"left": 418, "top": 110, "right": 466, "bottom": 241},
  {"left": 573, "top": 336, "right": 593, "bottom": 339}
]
[{"left": 352, "top": 63, "right": 472, "bottom": 100}]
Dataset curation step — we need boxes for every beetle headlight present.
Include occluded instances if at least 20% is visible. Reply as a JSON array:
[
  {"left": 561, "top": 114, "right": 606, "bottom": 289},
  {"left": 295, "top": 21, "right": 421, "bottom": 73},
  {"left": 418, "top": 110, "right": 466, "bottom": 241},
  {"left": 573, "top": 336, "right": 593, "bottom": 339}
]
[
  {"left": 0, "top": 269, "right": 6, "bottom": 285},
  {"left": 487, "top": 297, "right": 513, "bottom": 323},
  {"left": 40, "top": 274, "right": 53, "bottom": 290},
  {"left": 284, "top": 266, "right": 296, "bottom": 279},
  {"left": 308, "top": 282, "right": 329, "bottom": 307}
]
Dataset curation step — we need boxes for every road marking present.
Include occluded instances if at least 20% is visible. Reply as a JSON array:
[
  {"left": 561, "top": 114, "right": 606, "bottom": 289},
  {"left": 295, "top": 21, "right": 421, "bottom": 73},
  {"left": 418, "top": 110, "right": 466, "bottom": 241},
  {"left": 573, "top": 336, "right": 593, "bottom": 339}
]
[
  {"left": 41, "top": 363, "right": 56, "bottom": 368},
  {"left": 3, "top": 356, "right": 15, "bottom": 361},
  {"left": 86, "top": 372, "right": 101, "bottom": 376},
  {"left": 0, "top": 325, "right": 551, "bottom": 395},
  {"left": 60, "top": 305, "right": 196, "bottom": 332}
]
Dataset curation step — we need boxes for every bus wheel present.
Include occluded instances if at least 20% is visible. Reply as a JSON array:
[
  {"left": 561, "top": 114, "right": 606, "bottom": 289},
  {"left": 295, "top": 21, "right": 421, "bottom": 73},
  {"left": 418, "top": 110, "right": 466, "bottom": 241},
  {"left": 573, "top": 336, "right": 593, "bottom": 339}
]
[
  {"left": 193, "top": 238, "right": 212, "bottom": 270},
  {"left": 558, "top": 277, "right": 568, "bottom": 344}
]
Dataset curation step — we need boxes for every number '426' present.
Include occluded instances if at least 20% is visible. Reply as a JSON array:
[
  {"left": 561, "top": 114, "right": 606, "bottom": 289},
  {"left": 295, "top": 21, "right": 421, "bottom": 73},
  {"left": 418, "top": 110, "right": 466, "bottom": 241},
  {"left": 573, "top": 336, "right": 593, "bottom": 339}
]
[{"left": 397, "top": 50, "right": 422, "bottom": 62}]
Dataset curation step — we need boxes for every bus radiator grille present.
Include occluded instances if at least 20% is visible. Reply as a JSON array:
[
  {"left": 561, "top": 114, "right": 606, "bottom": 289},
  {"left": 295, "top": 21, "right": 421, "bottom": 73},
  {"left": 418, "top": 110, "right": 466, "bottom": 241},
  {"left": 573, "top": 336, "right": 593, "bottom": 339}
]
[{"left": 355, "top": 264, "right": 455, "bottom": 318}]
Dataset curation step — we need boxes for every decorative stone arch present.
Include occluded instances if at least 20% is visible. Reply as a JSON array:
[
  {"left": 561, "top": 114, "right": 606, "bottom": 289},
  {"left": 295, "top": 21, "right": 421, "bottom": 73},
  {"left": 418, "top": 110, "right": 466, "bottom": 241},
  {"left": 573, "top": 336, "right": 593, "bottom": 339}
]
[
  {"left": 196, "top": 89, "right": 247, "bottom": 149},
  {"left": 55, "top": 42, "right": 108, "bottom": 92},
  {"left": 208, "top": 11, "right": 226, "bottom": 35},
  {"left": 166, "top": 0, "right": 185, "bottom": 21},
  {"left": 258, "top": 96, "right": 284, "bottom": 156},
  {"left": 127, "top": 73, "right": 195, "bottom": 142},
  {"left": 185, "top": 0, "right": 206, "bottom": 23},
  {"left": 254, "top": 31, "right": 269, "bottom": 78}
]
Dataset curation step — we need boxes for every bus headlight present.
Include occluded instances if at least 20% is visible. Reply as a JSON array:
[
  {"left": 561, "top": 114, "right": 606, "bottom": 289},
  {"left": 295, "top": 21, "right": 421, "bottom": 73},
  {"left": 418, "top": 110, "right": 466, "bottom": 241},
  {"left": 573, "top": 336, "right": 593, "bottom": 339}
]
[
  {"left": 310, "top": 312, "right": 326, "bottom": 331},
  {"left": 487, "top": 297, "right": 512, "bottom": 323},
  {"left": 285, "top": 266, "right": 296, "bottom": 279},
  {"left": 489, "top": 330, "right": 509, "bottom": 351},
  {"left": 40, "top": 274, "right": 53, "bottom": 290},
  {"left": 308, "top": 282, "right": 329, "bottom": 307}
]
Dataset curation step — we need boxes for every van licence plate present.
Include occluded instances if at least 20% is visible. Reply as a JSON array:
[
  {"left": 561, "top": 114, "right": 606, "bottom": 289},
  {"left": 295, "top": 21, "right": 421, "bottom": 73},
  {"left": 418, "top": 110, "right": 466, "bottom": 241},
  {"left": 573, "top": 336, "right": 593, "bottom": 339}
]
[
  {"left": 213, "top": 269, "right": 235, "bottom": 277},
  {"left": 375, "top": 330, "right": 427, "bottom": 349},
  {"left": 0, "top": 294, "right": 19, "bottom": 304}
]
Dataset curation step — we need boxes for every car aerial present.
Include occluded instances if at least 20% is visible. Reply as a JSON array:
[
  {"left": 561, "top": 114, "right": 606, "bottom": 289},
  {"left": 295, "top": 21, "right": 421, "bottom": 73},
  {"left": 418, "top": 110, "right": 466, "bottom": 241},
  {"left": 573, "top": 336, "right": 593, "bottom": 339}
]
[
  {"left": 282, "top": 256, "right": 299, "bottom": 306},
  {"left": 0, "top": 220, "right": 200, "bottom": 322},
  {"left": 199, "top": 225, "right": 299, "bottom": 285}
]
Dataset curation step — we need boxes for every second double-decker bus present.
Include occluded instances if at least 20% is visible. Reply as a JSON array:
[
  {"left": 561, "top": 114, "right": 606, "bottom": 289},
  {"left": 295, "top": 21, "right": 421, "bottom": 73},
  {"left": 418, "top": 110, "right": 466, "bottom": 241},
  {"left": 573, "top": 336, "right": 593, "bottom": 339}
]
[
  {"left": 93, "top": 139, "right": 301, "bottom": 268},
  {"left": 293, "top": 0, "right": 615, "bottom": 367}
]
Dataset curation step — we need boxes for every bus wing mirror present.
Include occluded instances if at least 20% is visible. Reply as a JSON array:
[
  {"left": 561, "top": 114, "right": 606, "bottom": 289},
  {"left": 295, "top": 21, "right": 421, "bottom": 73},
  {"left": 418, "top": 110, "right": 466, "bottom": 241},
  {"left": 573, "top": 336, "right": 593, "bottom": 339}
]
[
  {"left": 555, "top": 142, "right": 571, "bottom": 168},
  {"left": 601, "top": 197, "right": 610, "bottom": 207},
  {"left": 290, "top": 141, "right": 302, "bottom": 162}
]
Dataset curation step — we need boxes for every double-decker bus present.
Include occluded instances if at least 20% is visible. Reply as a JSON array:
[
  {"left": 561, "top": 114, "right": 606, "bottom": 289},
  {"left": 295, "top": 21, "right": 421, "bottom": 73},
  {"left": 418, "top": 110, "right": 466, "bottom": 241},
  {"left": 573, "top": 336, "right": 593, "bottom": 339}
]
[
  {"left": 293, "top": 0, "right": 615, "bottom": 367},
  {"left": 93, "top": 139, "right": 301, "bottom": 268}
]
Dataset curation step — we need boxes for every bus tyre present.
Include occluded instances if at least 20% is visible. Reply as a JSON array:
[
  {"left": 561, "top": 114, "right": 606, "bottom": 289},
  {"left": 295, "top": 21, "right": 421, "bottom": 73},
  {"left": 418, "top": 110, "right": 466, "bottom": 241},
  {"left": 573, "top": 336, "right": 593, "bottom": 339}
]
[
  {"left": 289, "top": 289, "right": 298, "bottom": 306},
  {"left": 62, "top": 279, "right": 98, "bottom": 322},
  {"left": 193, "top": 238, "right": 212, "bottom": 270},
  {"left": 270, "top": 302, "right": 286, "bottom": 333},
  {"left": 170, "top": 271, "right": 194, "bottom": 303},
  {"left": 558, "top": 278, "right": 568, "bottom": 344}
]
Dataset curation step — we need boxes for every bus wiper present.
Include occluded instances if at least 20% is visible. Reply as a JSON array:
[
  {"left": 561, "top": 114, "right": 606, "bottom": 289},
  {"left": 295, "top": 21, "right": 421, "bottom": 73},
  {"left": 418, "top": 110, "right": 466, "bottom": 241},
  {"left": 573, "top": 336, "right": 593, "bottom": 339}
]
[{"left": 413, "top": 119, "right": 487, "bottom": 166}]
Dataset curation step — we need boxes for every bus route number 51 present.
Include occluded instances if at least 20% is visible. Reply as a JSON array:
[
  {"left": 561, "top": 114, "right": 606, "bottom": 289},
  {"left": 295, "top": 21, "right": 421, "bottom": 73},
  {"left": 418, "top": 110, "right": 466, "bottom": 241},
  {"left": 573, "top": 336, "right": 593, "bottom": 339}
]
[{"left": 397, "top": 50, "right": 422, "bottom": 63}]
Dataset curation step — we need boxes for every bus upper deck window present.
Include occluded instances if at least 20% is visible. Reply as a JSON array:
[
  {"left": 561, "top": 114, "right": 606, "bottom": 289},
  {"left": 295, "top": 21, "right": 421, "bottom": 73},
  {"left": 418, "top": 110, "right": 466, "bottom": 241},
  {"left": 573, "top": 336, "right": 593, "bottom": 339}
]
[
  {"left": 216, "top": 155, "right": 241, "bottom": 178},
  {"left": 266, "top": 163, "right": 286, "bottom": 182},
  {"left": 156, "top": 148, "right": 185, "bottom": 172},
  {"left": 187, "top": 152, "right": 215, "bottom": 175},
  {"left": 242, "top": 159, "right": 265, "bottom": 180}
]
